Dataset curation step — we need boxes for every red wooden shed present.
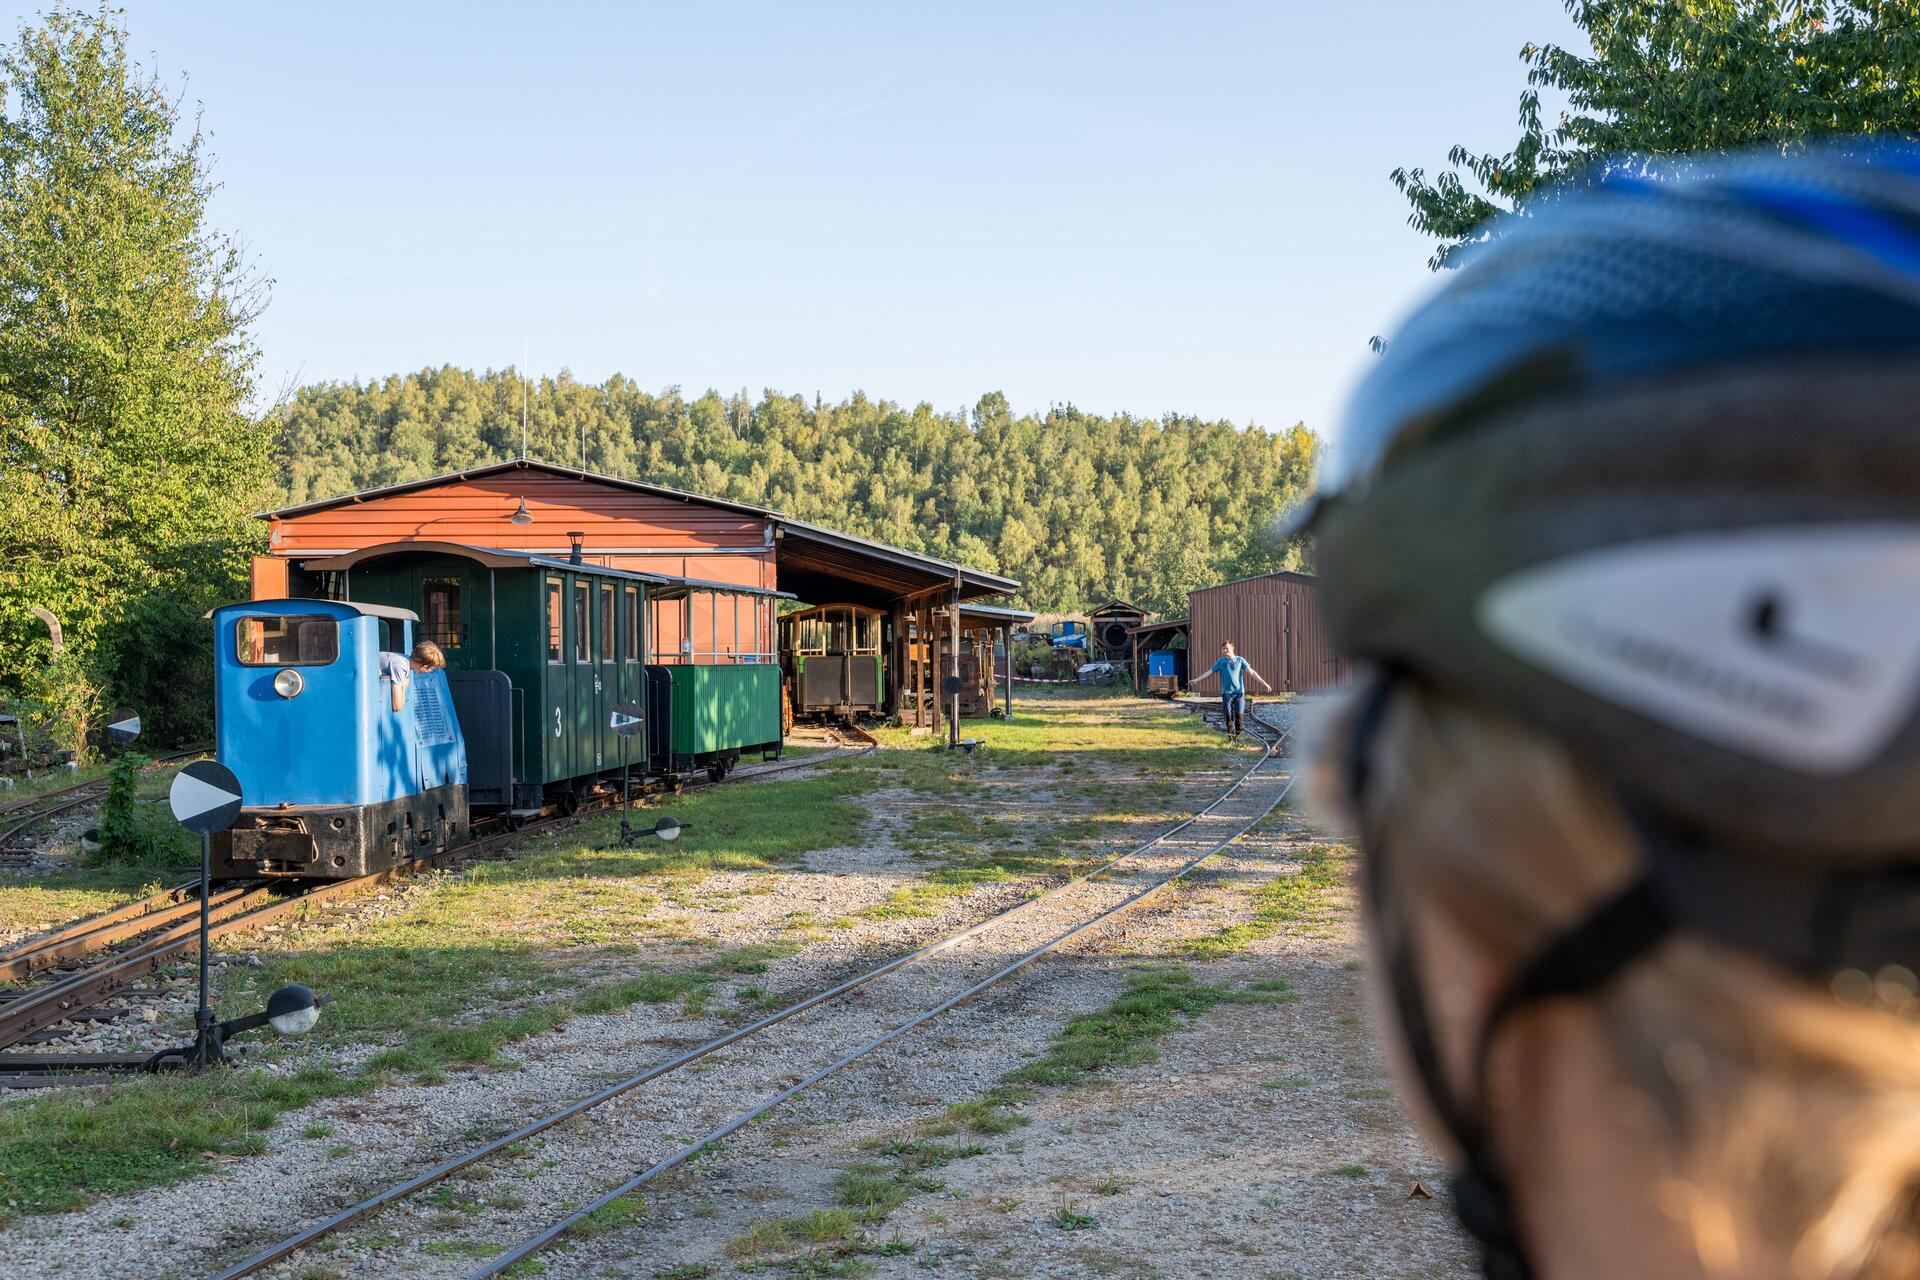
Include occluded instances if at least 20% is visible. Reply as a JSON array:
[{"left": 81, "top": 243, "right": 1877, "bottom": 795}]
[{"left": 1187, "top": 571, "right": 1350, "bottom": 694}]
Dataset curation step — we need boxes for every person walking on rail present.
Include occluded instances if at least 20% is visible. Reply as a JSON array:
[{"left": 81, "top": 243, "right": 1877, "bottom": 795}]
[
  {"left": 378, "top": 640, "right": 445, "bottom": 713},
  {"left": 1190, "top": 641, "right": 1270, "bottom": 736},
  {"left": 1301, "top": 141, "right": 1920, "bottom": 1280}
]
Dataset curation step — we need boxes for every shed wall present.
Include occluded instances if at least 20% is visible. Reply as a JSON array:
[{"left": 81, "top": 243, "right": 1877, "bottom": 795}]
[
  {"left": 1188, "top": 573, "right": 1350, "bottom": 693},
  {"left": 265, "top": 473, "right": 778, "bottom": 592}
]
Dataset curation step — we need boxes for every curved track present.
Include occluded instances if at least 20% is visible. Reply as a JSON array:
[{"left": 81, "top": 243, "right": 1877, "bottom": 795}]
[
  {"left": 0, "top": 739, "right": 878, "bottom": 1062},
  {"left": 0, "top": 749, "right": 207, "bottom": 851},
  {"left": 211, "top": 712, "right": 1292, "bottom": 1280}
]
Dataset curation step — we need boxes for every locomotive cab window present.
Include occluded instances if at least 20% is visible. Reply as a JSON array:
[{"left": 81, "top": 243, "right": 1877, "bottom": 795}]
[
  {"left": 573, "top": 581, "right": 591, "bottom": 663},
  {"left": 423, "top": 579, "right": 462, "bottom": 649},
  {"left": 235, "top": 615, "right": 338, "bottom": 666},
  {"left": 546, "top": 578, "right": 563, "bottom": 663}
]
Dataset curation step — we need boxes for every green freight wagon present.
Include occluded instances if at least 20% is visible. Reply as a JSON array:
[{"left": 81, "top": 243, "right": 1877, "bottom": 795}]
[{"left": 646, "top": 664, "right": 785, "bottom": 781}]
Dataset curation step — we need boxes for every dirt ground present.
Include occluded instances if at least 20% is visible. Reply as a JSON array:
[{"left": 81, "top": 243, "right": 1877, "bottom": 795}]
[{"left": 0, "top": 699, "right": 1472, "bottom": 1280}]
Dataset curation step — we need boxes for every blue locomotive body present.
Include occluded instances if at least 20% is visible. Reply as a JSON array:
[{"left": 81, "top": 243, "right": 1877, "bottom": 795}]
[{"left": 209, "top": 599, "right": 469, "bottom": 878}]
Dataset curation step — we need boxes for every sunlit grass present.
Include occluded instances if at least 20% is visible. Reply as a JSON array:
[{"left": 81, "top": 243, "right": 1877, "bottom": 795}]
[
  {"left": 0, "top": 868, "right": 181, "bottom": 940},
  {"left": 0, "top": 694, "right": 1252, "bottom": 1222},
  {"left": 1181, "top": 845, "right": 1351, "bottom": 959}
]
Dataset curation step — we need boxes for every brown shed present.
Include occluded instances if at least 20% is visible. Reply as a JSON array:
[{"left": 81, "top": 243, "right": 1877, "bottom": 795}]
[{"left": 1188, "top": 571, "right": 1350, "bottom": 694}]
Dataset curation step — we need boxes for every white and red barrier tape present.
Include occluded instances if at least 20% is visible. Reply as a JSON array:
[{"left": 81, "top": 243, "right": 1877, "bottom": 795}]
[{"left": 1011, "top": 675, "right": 1089, "bottom": 685}]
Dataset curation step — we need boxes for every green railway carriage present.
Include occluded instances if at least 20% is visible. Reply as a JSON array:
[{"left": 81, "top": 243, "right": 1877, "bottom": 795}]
[
  {"left": 300, "top": 541, "right": 784, "bottom": 811},
  {"left": 779, "top": 603, "right": 887, "bottom": 720}
]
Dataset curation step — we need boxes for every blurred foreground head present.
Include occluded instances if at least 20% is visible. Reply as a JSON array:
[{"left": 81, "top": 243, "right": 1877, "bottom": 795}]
[{"left": 1309, "top": 143, "right": 1920, "bottom": 1280}]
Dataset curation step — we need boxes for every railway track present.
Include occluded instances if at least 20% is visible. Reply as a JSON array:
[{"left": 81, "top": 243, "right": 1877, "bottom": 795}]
[
  {"left": 825, "top": 720, "right": 881, "bottom": 750},
  {"left": 0, "top": 737, "right": 879, "bottom": 1071},
  {"left": 210, "top": 710, "right": 1294, "bottom": 1280},
  {"left": 0, "top": 748, "right": 207, "bottom": 851}
]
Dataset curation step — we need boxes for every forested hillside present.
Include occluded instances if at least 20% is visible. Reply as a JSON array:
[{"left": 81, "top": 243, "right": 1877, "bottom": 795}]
[{"left": 273, "top": 368, "right": 1318, "bottom": 614}]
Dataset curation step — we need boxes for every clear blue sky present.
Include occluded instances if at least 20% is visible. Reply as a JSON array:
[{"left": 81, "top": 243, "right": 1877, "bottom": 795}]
[{"left": 11, "top": 1, "right": 1581, "bottom": 447}]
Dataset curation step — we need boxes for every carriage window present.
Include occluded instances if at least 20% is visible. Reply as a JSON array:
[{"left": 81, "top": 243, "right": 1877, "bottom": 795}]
[
  {"left": 797, "top": 616, "right": 826, "bottom": 654},
  {"left": 599, "top": 586, "right": 615, "bottom": 662},
  {"left": 623, "top": 587, "right": 639, "bottom": 661},
  {"left": 546, "top": 578, "right": 563, "bottom": 663},
  {"left": 234, "top": 615, "right": 338, "bottom": 666},
  {"left": 826, "top": 609, "right": 849, "bottom": 654},
  {"left": 573, "top": 582, "right": 590, "bottom": 662},
  {"left": 422, "top": 579, "right": 462, "bottom": 649},
  {"left": 853, "top": 612, "right": 878, "bottom": 654}
]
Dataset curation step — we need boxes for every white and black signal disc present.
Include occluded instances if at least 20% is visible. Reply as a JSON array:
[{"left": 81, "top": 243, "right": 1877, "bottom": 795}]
[
  {"left": 169, "top": 760, "right": 245, "bottom": 835},
  {"left": 611, "top": 702, "right": 645, "bottom": 738},
  {"left": 105, "top": 707, "right": 141, "bottom": 747}
]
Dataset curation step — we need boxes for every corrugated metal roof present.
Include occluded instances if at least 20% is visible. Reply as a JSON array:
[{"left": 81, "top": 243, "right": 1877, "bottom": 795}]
[
  {"left": 1190, "top": 569, "right": 1319, "bottom": 595},
  {"left": 956, "top": 603, "right": 1038, "bottom": 624}
]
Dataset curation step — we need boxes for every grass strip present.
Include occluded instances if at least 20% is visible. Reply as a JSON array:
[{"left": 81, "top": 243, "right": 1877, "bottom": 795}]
[
  {"left": 1180, "top": 844, "right": 1350, "bottom": 959},
  {"left": 731, "top": 967, "right": 1285, "bottom": 1267}
]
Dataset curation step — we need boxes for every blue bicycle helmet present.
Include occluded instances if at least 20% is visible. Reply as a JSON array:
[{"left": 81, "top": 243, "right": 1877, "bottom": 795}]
[
  {"left": 1316, "top": 141, "right": 1920, "bottom": 862},
  {"left": 1316, "top": 143, "right": 1920, "bottom": 1280}
]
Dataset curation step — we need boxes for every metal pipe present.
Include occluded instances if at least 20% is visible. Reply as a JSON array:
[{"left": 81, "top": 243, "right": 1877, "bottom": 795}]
[{"left": 194, "top": 833, "right": 211, "bottom": 1065}]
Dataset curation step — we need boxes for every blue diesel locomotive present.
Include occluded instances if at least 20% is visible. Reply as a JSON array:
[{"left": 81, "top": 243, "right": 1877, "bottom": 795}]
[
  {"left": 210, "top": 599, "right": 469, "bottom": 878},
  {"left": 207, "top": 542, "right": 786, "bottom": 881}
]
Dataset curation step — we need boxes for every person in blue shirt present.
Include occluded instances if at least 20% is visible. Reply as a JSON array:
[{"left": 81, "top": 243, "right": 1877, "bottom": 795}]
[
  {"left": 378, "top": 641, "right": 445, "bottom": 713},
  {"left": 1189, "top": 642, "right": 1271, "bottom": 736}
]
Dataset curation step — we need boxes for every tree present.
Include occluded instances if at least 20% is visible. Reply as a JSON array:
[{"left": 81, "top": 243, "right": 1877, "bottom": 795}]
[
  {"left": 271, "top": 372, "right": 1323, "bottom": 615},
  {"left": 0, "top": 5, "right": 271, "bottom": 740},
  {"left": 1394, "top": 1, "right": 1920, "bottom": 267}
]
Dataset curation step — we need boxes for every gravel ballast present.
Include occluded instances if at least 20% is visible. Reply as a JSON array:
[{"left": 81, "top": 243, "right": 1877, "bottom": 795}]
[{"left": 0, "top": 701, "right": 1471, "bottom": 1279}]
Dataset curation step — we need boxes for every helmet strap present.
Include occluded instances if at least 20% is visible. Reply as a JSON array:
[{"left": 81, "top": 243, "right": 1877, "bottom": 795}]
[{"left": 1347, "top": 673, "right": 1674, "bottom": 1280}]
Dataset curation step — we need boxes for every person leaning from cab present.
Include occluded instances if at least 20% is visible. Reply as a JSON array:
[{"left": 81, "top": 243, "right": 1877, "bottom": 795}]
[
  {"left": 378, "top": 641, "right": 445, "bottom": 713},
  {"left": 1301, "top": 142, "right": 1920, "bottom": 1280}
]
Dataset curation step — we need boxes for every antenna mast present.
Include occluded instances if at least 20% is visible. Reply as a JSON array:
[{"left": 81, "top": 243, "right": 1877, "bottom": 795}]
[{"left": 520, "top": 340, "right": 529, "bottom": 460}]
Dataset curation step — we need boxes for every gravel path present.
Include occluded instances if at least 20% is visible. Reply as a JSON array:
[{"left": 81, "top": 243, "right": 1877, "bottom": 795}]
[
  {"left": 0, "top": 705, "right": 1273, "bottom": 1279},
  {"left": 0, "top": 702, "right": 1472, "bottom": 1279}
]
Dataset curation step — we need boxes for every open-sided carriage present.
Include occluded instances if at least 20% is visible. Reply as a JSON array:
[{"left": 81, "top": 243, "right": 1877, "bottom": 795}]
[{"left": 779, "top": 603, "right": 886, "bottom": 721}]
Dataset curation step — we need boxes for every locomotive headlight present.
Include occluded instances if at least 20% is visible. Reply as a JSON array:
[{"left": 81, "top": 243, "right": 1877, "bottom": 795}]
[{"left": 272, "top": 668, "right": 304, "bottom": 699}]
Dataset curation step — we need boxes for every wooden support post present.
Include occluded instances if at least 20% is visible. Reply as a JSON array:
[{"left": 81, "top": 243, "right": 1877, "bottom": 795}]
[
  {"left": 930, "top": 609, "right": 943, "bottom": 735},
  {"left": 948, "top": 583, "right": 961, "bottom": 747},
  {"left": 915, "top": 599, "right": 929, "bottom": 731},
  {"left": 888, "top": 604, "right": 905, "bottom": 721},
  {"left": 1003, "top": 625, "right": 1013, "bottom": 718}
]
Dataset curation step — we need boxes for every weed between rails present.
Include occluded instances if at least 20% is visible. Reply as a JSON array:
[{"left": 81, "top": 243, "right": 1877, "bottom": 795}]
[
  {"left": 1181, "top": 844, "right": 1352, "bottom": 959},
  {"left": 0, "top": 694, "right": 1246, "bottom": 1230},
  {"left": 728, "top": 967, "right": 1281, "bottom": 1267}
]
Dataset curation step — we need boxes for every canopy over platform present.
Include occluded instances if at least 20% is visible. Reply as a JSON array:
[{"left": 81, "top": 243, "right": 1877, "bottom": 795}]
[{"left": 772, "top": 523, "right": 1018, "bottom": 608}]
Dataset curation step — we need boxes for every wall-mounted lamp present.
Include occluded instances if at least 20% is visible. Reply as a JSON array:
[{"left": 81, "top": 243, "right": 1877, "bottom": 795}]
[{"left": 509, "top": 498, "right": 534, "bottom": 525}]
